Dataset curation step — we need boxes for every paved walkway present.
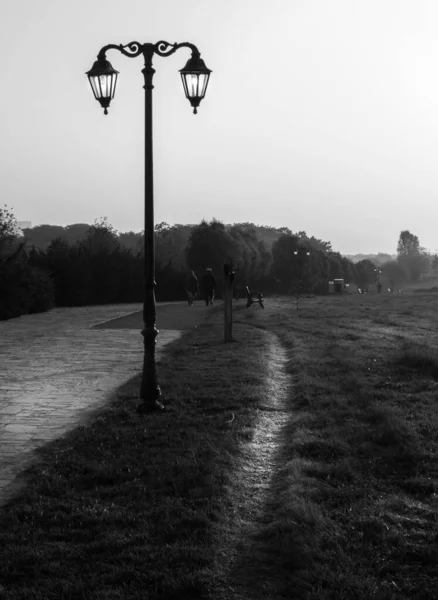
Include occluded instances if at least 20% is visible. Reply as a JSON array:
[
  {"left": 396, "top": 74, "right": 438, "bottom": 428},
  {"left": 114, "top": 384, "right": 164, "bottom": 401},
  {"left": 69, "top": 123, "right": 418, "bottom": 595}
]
[{"left": 0, "top": 303, "right": 199, "bottom": 507}]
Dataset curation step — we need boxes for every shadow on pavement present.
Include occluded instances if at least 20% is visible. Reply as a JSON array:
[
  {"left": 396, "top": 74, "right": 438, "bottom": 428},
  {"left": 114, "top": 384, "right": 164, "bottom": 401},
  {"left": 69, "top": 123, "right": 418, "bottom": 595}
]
[{"left": 91, "top": 302, "right": 212, "bottom": 331}]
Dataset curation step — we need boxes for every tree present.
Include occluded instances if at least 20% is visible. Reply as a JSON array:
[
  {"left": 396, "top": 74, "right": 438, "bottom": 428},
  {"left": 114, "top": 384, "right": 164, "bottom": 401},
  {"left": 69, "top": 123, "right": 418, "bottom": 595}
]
[
  {"left": 340, "top": 256, "right": 355, "bottom": 283},
  {"left": 186, "top": 219, "right": 240, "bottom": 280},
  {"left": 77, "top": 218, "right": 125, "bottom": 304},
  {"left": 291, "top": 250, "right": 326, "bottom": 309},
  {"left": 63, "top": 224, "right": 91, "bottom": 245},
  {"left": 271, "top": 234, "right": 318, "bottom": 300},
  {"left": 397, "top": 230, "right": 423, "bottom": 281},
  {"left": 299, "top": 232, "right": 332, "bottom": 253},
  {"left": 381, "top": 260, "right": 405, "bottom": 293},
  {"left": 22, "top": 224, "right": 66, "bottom": 250},
  {"left": 43, "top": 238, "right": 78, "bottom": 306},
  {"left": 327, "top": 252, "right": 343, "bottom": 281},
  {"left": 355, "top": 259, "right": 376, "bottom": 292},
  {"left": 432, "top": 255, "right": 438, "bottom": 276},
  {"left": 0, "top": 205, "right": 19, "bottom": 237},
  {"left": 397, "top": 230, "right": 420, "bottom": 256},
  {"left": 375, "top": 253, "right": 394, "bottom": 266},
  {"left": 23, "top": 223, "right": 93, "bottom": 250},
  {"left": 229, "top": 224, "right": 271, "bottom": 288},
  {"left": 1, "top": 206, "right": 55, "bottom": 319},
  {"left": 81, "top": 218, "right": 120, "bottom": 255},
  {"left": 0, "top": 205, "right": 22, "bottom": 261},
  {"left": 118, "top": 230, "right": 143, "bottom": 254}
]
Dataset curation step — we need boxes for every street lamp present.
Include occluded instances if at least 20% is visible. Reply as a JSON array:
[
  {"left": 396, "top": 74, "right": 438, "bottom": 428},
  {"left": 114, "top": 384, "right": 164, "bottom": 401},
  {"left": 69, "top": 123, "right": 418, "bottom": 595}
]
[
  {"left": 291, "top": 248, "right": 311, "bottom": 309},
  {"left": 374, "top": 267, "right": 382, "bottom": 293},
  {"left": 86, "top": 40, "right": 211, "bottom": 412},
  {"left": 293, "top": 249, "right": 311, "bottom": 284}
]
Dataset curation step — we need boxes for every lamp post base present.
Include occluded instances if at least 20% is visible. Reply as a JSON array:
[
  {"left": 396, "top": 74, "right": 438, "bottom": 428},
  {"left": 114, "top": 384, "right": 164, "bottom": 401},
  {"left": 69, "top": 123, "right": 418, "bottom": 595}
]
[{"left": 138, "top": 323, "right": 164, "bottom": 413}]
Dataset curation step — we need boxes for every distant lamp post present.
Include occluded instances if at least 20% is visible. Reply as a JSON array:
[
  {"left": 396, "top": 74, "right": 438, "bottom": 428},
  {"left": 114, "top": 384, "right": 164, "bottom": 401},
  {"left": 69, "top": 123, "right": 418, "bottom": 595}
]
[
  {"left": 292, "top": 248, "right": 311, "bottom": 309},
  {"left": 87, "top": 41, "right": 211, "bottom": 412},
  {"left": 374, "top": 267, "right": 382, "bottom": 293}
]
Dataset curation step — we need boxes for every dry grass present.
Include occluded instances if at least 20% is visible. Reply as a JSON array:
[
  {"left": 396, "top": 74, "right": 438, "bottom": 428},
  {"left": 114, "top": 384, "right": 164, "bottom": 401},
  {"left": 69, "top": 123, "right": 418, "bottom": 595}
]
[
  {"left": 227, "top": 292, "right": 438, "bottom": 599},
  {"left": 0, "top": 292, "right": 437, "bottom": 599},
  {"left": 0, "top": 318, "right": 274, "bottom": 599}
]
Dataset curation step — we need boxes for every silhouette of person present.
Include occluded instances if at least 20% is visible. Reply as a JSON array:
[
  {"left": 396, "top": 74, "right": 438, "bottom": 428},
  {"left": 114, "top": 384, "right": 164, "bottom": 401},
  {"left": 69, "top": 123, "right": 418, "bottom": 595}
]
[
  {"left": 201, "top": 268, "right": 216, "bottom": 306},
  {"left": 185, "top": 270, "right": 199, "bottom": 306}
]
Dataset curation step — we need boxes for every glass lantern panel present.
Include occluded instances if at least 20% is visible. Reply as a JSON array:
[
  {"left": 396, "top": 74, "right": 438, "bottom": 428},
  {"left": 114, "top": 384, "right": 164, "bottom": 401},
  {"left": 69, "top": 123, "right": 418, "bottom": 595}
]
[
  {"left": 181, "top": 74, "right": 189, "bottom": 98},
  {"left": 184, "top": 74, "right": 199, "bottom": 98},
  {"left": 197, "top": 73, "right": 209, "bottom": 98},
  {"left": 97, "top": 75, "right": 104, "bottom": 99},
  {"left": 109, "top": 73, "right": 118, "bottom": 98},
  {"left": 99, "top": 74, "right": 110, "bottom": 98},
  {"left": 89, "top": 76, "right": 100, "bottom": 100}
]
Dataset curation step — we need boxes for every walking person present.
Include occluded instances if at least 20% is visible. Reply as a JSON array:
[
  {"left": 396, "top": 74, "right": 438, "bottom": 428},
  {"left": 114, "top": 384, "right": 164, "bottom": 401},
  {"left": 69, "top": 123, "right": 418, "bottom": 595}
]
[
  {"left": 201, "top": 268, "right": 216, "bottom": 306},
  {"left": 185, "top": 270, "right": 199, "bottom": 307}
]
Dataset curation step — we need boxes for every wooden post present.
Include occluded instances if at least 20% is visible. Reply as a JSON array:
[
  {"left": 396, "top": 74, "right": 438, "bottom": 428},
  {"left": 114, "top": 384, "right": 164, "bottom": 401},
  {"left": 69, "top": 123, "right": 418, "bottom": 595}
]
[{"left": 223, "top": 263, "right": 233, "bottom": 342}]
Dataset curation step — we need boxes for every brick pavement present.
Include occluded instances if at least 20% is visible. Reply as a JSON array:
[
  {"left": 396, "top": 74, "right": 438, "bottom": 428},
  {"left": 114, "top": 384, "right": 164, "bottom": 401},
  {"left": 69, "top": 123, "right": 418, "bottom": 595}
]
[{"left": 0, "top": 303, "right": 184, "bottom": 507}]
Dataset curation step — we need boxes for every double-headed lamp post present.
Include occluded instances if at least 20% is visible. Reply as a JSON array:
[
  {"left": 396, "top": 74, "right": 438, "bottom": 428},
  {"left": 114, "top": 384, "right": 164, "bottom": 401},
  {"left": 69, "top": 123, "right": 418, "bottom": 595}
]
[
  {"left": 86, "top": 40, "right": 211, "bottom": 412},
  {"left": 374, "top": 266, "right": 382, "bottom": 293},
  {"left": 293, "top": 248, "right": 311, "bottom": 288}
]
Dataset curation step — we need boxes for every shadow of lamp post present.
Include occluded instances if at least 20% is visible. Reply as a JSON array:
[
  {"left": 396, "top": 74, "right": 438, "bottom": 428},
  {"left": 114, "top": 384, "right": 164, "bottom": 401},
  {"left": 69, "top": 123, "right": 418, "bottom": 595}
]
[{"left": 86, "top": 41, "right": 211, "bottom": 413}]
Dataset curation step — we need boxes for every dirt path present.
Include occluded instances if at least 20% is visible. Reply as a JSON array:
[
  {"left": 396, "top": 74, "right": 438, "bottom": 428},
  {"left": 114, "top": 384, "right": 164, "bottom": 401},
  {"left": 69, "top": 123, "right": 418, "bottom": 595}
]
[{"left": 213, "top": 331, "right": 294, "bottom": 600}]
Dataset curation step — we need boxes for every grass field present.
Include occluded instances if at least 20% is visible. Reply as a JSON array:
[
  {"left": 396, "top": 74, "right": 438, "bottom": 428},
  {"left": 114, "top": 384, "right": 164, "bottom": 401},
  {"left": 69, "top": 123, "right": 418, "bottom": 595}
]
[{"left": 0, "top": 292, "right": 437, "bottom": 599}]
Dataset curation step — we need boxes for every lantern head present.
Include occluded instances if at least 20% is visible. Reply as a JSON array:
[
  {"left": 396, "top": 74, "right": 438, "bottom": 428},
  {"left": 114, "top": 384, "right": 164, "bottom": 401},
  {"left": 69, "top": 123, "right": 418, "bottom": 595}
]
[
  {"left": 179, "top": 54, "right": 212, "bottom": 114},
  {"left": 86, "top": 57, "right": 119, "bottom": 115}
]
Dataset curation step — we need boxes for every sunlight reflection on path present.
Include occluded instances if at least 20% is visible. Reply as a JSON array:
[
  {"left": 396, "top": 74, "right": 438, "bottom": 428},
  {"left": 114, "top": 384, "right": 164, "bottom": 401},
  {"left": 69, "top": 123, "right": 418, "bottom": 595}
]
[{"left": 214, "top": 332, "right": 291, "bottom": 600}]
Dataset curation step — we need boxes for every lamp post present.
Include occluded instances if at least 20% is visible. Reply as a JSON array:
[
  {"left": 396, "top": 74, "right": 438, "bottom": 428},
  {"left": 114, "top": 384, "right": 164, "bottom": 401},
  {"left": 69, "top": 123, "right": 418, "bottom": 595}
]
[
  {"left": 86, "top": 41, "right": 211, "bottom": 412},
  {"left": 292, "top": 248, "right": 311, "bottom": 309},
  {"left": 374, "top": 267, "right": 382, "bottom": 293},
  {"left": 293, "top": 248, "right": 311, "bottom": 289}
]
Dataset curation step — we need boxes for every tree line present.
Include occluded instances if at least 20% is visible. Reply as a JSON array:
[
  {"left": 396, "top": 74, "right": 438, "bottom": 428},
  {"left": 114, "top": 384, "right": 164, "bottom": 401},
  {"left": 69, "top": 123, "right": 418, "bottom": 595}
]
[{"left": 0, "top": 206, "right": 434, "bottom": 320}]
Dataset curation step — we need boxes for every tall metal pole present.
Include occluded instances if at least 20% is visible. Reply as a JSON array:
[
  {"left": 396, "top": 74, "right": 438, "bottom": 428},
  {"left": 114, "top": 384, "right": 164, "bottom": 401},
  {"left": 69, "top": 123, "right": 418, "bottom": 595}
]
[
  {"left": 88, "top": 40, "right": 211, "bottom": 413},
  {"left": 223, "top": 263, "right": 233, "bottom": 342},
  {"left": 139, "top": 46, "right": 164, "bottom": 412}
]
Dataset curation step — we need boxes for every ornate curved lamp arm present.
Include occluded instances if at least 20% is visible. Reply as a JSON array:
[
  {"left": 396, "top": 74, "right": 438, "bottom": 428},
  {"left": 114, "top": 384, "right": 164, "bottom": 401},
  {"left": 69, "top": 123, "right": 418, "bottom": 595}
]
[
  {"left": 154, "top": 40, "right": 200, "bottom": 58},
  {"left": 90, "top": 39, "right": 210, "bottom": 115},
  {"left": 88, "top": 39, "right": 211, "bottom": 116},
  {"left": 97, "top": 41, "right": 144, "bottom": 60},
  {"left": 96, "top": 40, "right": 201, "bottom": 61}
]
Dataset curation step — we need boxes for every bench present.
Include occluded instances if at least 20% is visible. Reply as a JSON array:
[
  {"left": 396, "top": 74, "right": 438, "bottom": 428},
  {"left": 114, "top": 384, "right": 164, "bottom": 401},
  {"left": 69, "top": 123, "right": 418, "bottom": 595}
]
[{"left": 245, "top": 286, "right": 264, "bottom": 308}]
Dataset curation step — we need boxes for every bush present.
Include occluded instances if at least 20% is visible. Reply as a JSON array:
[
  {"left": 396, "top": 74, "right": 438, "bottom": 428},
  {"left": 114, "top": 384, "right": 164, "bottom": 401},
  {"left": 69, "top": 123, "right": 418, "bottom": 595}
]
[
  {"left": 28, "top": 267, "right": 55, "bottom": 313},
  {"left": 0, "top": 261, "right": 55, "bottom": 320}
]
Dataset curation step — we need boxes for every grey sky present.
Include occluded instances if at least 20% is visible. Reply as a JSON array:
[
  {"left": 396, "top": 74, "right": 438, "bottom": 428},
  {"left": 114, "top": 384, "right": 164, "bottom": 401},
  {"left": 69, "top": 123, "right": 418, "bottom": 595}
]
[{"left": 1, "top": 0, "right": 437, "bottom": 255}]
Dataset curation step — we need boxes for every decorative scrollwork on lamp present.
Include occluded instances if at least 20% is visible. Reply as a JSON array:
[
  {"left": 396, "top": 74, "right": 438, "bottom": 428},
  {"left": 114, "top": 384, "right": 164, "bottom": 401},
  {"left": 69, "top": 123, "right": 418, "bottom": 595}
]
[
  {"left": 154, "top": 41, "right": 178, "bottom": 56},
  {"left": 119, "top": 41, "right": 143, "bottom": 58}
]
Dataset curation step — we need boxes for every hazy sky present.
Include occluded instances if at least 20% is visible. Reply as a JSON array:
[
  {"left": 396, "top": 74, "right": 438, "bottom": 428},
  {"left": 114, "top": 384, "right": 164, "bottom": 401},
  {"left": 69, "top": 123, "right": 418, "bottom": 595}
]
[{"left": 1, "top": 0, "right": 438, "bottom": 255}]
